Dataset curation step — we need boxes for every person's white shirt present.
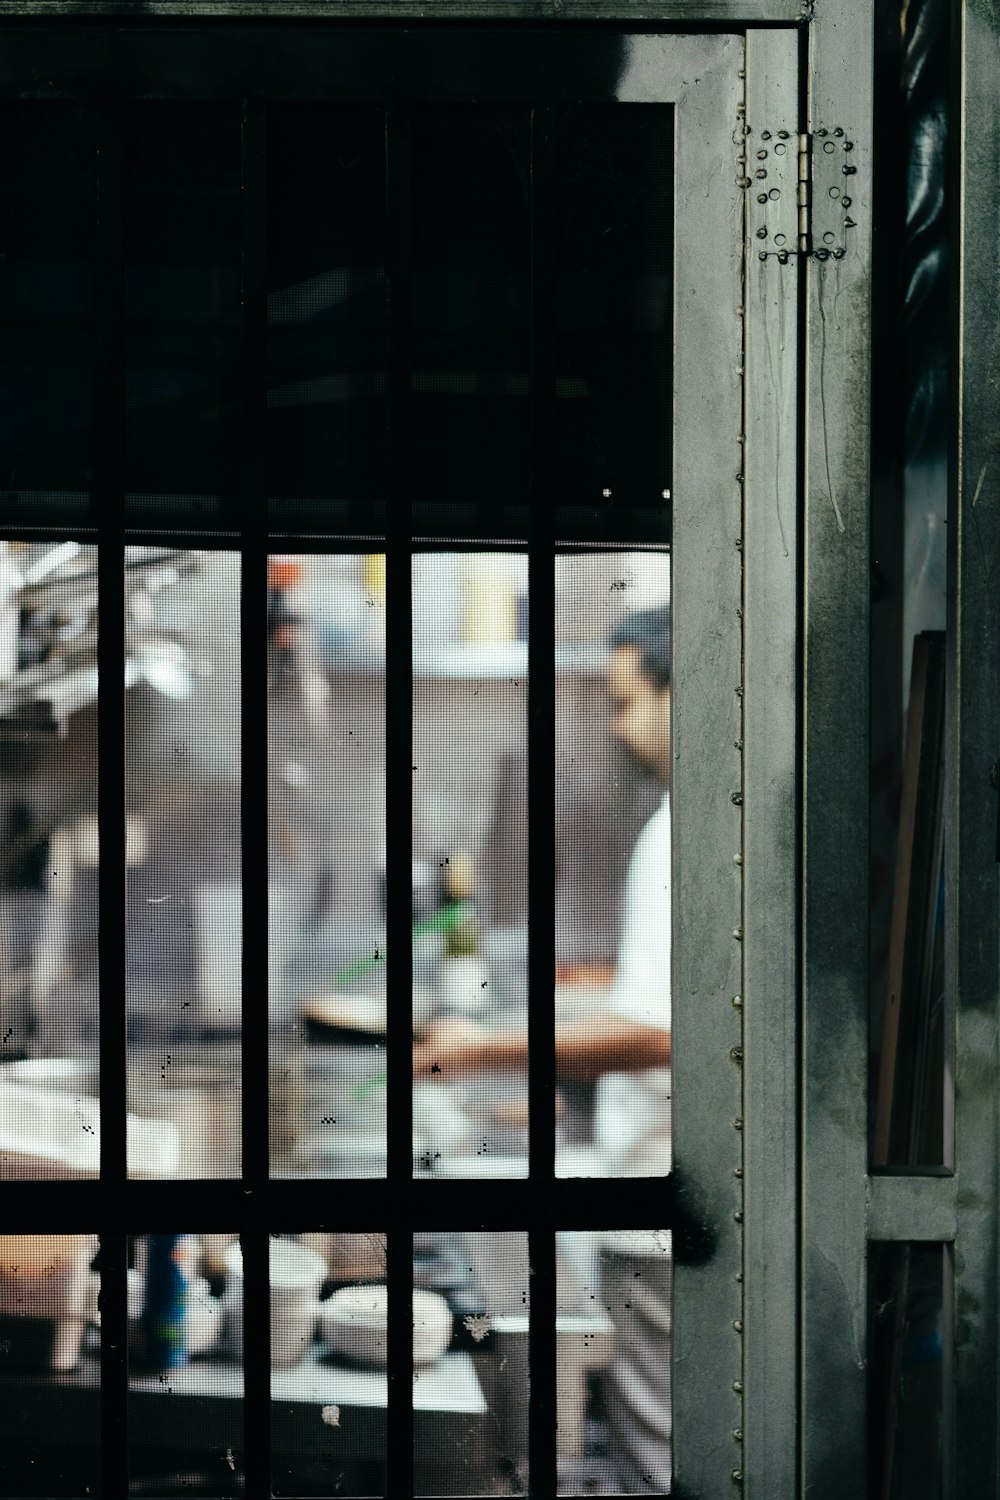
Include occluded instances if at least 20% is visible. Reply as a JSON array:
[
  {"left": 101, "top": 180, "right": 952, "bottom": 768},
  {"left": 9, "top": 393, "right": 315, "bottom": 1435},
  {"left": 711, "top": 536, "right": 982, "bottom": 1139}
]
[{"left": 593, "top": 792, "right": 672, "bottom": 1182}]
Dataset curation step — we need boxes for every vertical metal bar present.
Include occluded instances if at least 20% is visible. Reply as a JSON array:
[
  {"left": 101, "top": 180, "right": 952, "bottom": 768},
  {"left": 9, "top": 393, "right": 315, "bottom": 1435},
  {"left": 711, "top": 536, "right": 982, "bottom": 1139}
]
[
  {"left": 527, "top": 103, "right": 557, "bottom": 1500},
  {"left": 385, "top": 103, "right": 415, "bottom": 1500},
  {"left": 100, "top": 1232, "right": 129, "bottom": 1499},
  {"left": 240, "top": 1231, "right": 271, "bottom": 1491},
  {"left": 240, "top": 98, "right": 271, "bottom": 1497},
  {"left": 951, "top": 3, "right": 1000, "bottom": 1490},
  {"left": 742, "top": 30, "right": 800, "bottom": 1499},
  {"left": 387, "top": 1230, "right": 414, "bottom": 1500},
  {"left": 96, "top": 102, "right": 129, "bottom": 1500},
  {"left": 802, "top": 6, "right": 875, "bottom": 1494}
]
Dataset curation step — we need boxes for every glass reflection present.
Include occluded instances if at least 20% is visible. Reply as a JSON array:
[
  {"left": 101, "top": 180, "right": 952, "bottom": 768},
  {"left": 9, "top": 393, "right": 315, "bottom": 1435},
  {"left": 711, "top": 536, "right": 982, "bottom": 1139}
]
[{"left": 268, "top": 554, "right": 386, "bottom": 1179}]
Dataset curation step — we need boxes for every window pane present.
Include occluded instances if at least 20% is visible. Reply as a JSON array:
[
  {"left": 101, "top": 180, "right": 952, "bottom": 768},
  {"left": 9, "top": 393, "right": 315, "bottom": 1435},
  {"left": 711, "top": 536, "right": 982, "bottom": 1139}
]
[
  {"left": 129, "top": 1233, "right": 243, "bottom": 1495},
  {"left": 0, "top": 541, "right": 100, "bottom": 1177},
  {"left": 410, "top": 108, "right": 530, "bottom": 536},
  {"left": 414, "top": 1231, "right": 528, "bottom": 1497},
  {"left": 267, "top": 108, "right": 387, "bottom": 531},
  {"left": 0, "top": 107, "right": 98, "bottom": 521},
  {"left": 557, "top": 1229, "right": 671, "bottom": 1495},
  {"left": 272, "top": 1232, "right": 387, "bottom": 1496},
  {"left": 126, "top": 549, "right": 241, "bottom": 1178},
  {"left": 411, "top": 553, "right": 528, "bottom": 1179},
  {"left": 269, "top": 555, "right": 386, "bottom": 1179},
  {"left": 0, "top": 1234, "right": 101, "bottom": 1496},
  {"left": 554, "top": 552, "right": 671, "bottom": 1179},
  {"left": 868, "top": 1242, "right": 948, "bottom": 1500},
  {"left": 555, "top": 107, "right": 673, "bottom": 541},
  {"left": 124, "top": 107, "right": 242, "bottom": 521}
]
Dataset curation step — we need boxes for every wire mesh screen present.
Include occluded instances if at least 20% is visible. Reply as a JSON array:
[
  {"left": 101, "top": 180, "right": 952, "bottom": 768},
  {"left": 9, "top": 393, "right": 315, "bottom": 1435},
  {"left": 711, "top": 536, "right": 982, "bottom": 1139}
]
[
  {"left": 267, "top": 108, "right": 387, "bottom": 530},
  {"left": 268, "top": 555, "right": 387, "bottom": 1179},
  {"left": 413, "top": 1231, "right": 529, "bottom": 1497},
  {"left": 554, "top": 551, "right": 671, "bottom": 1180},
  {"left": 127, "top": 1233, "right": 243, "bottom": 1496},
  {"left": 555, "top": 107, "right": 673, "bottom": 533},
  {"left": 557, "top": 1230, "right": 672, "bottom": 1495},
  {"left": 409, "top": 108, "right": 531, "bottom": 524},
  {"left": 0, "top": 541, "right": 101, "bottom": 1177},
  {"left": 410, "top": 552, "right": 529, "bottom": 1180},
  {"left": 0, "top": 1233, "right": 101, "bottom": 1496},
  {"left": 271, "top": 1231, "right": 387, "bottom": 1496},
  {"left": 0, "top": 106, "right": 98, "bottom": 521},
  {"left": 125, "top": 549, "right": 242, "bottom": 1178},
  {"left": 123, "top": 106, "right": 243, "bottom": 521}
]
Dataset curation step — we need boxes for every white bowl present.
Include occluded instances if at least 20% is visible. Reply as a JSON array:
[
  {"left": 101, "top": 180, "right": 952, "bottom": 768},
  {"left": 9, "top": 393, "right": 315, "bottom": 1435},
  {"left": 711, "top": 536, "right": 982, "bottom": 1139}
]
[{"left": 319, "top": 1286, "right": 451, "bottom": 1369}]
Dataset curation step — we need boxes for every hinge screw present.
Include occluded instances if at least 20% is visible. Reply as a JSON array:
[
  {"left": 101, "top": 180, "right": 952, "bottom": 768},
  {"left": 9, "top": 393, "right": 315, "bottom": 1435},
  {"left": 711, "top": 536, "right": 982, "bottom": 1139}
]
[
  {"left": 816, "top": 126, "right": 828, "bottom": 136},
  {"left": 756, "top": 148, "right": 768, "bottom": 160},
  {"left": 843, "top": 164, "right": 857, "bottom": 175},
  {"left": 733, "top": 927, "right": 744, "bottom": 940},
  {"left": 732, "top": 994, "right": 743, "bottom": 1008},
  {"left": 761, "top": 129, "right": 772, "bottom": 140},
  {"left": 731, "top": 791, "right": 743, "bottom": 805},
  {"left": 730, "top": 1046, "right": 743, "bottom": 1063},
  {"left": 834, "top": 126, "right": 845, "bottom": 137},
  {"left": 734, "top": 1319, "right": 743, "bottom": 1332},
  {"left": 757, "top": 192, "right": 768, "bottom": 204},
  {"left": 756, "top": 227, "right": 768, "bottom": 239},
  {"left": 733, "top": 1429, "right": 744, "bottom": 1442},
  {"left": 732, "top": 1470, "right": 745, "bottom": 1484},
  {"left": 778, "top": 129, "right": 790, "bottom": 139},
  {"left": 815, "top": 248, "right": 830, "bottom": 261},
  {"left": 778, "top": 250, "right": 790, "bottom": 264},
  {"left": 734, "top": 1165, "right": 743, "bottom": 1177},
  {"left": 758, "top": 250, "right": 768, "bottom": 261},
  {"left": 755, "top": 168, "right": 767, "bottom": 179},
  {"left": 842, "top": 196, "right": 853, "bottom": 207},
  {"left": 733, "top": 1380, "right": 743, "bottom": 1394},
  {"left": 733, "top": 1117, "right": 743, "bottom": 1130},
  {"left": 833, "top": 248, "right": 846, "bottom": 259}
]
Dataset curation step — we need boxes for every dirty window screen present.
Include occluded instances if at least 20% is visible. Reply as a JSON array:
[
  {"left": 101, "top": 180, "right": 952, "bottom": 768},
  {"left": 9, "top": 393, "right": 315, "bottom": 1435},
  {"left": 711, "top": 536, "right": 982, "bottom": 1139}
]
[
  {"left": 1, "top": 81, "right": 676, "bottom": 1500},
  {"left": 269, "top": 552, "right": 387, "bottom": 1181}
]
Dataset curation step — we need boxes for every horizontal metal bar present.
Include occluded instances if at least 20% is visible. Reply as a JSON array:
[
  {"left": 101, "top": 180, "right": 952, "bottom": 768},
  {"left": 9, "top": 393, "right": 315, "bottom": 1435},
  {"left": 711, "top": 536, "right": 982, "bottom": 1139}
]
[
  {"left": 0, "top": 1, "right": 808, "bottom": 20},
  {"left": 866, "top": 1173, "right": 958, "bottom": 1243},
  {"left": 0, "top": 1175, "right": 679, "bottom": 1230}
]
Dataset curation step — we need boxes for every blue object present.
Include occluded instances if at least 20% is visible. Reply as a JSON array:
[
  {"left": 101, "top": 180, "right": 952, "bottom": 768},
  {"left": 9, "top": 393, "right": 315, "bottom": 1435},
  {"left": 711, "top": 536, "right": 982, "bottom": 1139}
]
[{"left": 139, "top": 1234, "right": 193, "bottom": 1371}]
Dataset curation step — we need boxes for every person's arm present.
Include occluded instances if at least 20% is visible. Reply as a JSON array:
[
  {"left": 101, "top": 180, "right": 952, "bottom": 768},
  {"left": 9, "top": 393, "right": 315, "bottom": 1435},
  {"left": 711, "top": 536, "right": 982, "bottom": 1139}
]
[{"left": 412, "top": 1015, "right": 670, "bottom": 1082}]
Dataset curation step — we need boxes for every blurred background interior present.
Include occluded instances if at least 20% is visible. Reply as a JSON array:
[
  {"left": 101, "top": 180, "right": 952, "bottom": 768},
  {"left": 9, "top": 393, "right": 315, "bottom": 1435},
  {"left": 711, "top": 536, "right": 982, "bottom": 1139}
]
[{"left": 0, "top": 541, "right": 669, "bottom": 1183}]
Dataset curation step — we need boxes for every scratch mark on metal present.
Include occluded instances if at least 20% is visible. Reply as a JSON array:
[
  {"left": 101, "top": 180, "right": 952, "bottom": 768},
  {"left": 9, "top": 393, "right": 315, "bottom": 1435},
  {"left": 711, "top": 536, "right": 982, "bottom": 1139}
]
[
  {"left": 972, "top": 462, "right": 988, "bottom": 509},
  {"left": 817, "top": 277, "right": 846, "bottom": 534}
]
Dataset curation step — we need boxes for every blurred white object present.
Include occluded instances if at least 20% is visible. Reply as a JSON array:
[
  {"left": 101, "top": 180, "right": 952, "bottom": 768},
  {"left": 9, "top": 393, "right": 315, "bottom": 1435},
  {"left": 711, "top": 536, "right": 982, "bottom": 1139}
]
[
  {"left": 222, "top": 1238, "right": 326, "bottom": 1367},
  {"left": 0, "top": 542, "right": 23, "bottom": 684},
  {"left": 319, "top": 1285, "right": 451, "bottom": 1369},
  {"left": 0, "top": 1082, "right": 179, "bottom": 1178},
  {"left": 433, "top": 1155, "right": 528, "bottom": 1179},
  {"left": 436, "top": 954, "right": 489, "bottom": 1015},
  {"left": 0, "top": 1233, "right": 98, "bottom": 1370},
  {"left": 412, "top": 1081, "right": 472, "bottom": 1159},
  {"left": 196, "top": 879, "right": 242, "bottom": 1029}
]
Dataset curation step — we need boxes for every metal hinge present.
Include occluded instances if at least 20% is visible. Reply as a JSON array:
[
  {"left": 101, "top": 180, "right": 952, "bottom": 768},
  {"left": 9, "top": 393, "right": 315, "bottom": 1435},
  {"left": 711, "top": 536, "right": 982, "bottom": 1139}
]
[{"left": 745, "top": 125, "right": 858, "bottom": 262}]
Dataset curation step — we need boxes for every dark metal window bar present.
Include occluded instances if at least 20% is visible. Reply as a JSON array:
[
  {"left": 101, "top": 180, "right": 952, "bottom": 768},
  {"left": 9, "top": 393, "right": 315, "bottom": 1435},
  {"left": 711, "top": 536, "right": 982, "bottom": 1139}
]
[{"left": 1, "top": 50, "right": 675, "bottom": 1497}]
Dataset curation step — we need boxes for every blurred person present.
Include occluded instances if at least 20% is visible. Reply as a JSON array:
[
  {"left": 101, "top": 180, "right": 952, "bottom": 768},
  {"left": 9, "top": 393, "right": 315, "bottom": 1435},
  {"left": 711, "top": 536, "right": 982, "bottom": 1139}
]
[{"left": 413, "top": 604, "right": 672, "bottom": 1491}]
